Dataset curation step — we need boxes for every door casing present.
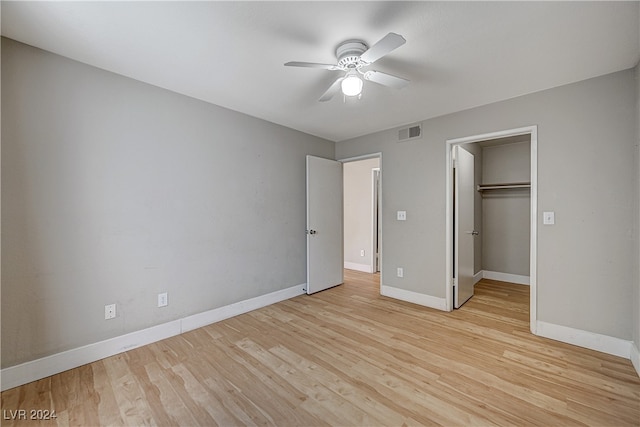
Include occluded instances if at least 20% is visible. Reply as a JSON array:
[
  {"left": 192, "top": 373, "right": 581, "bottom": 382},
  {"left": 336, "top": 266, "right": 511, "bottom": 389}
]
[
  {"left": 445, "top": 126, "right": 538, "bottom": 333},
  {"left": 372, "top": 167, "right": 381, "bottom": 273}
]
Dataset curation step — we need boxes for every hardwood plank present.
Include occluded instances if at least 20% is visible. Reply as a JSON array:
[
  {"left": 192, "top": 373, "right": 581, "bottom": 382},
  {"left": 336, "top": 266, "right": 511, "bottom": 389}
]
[
  {"left": 102, "top": 353, "right": 156, "bottom": 426},
  {"left": 2, "top": 271, "right": 639, "bottom": 426},
  {"left": 90, "top": 360, "right": 126, "bottom": 426}
]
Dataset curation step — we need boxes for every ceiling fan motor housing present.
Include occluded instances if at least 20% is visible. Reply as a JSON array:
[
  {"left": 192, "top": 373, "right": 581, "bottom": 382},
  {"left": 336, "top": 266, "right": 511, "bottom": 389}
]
[{"left": 336, "top": 40, "right": 368, "bottom": 69}]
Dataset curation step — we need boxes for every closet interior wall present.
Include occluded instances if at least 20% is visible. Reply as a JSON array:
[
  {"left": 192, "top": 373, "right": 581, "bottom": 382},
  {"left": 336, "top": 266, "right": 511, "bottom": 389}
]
[{"left": 480, "top": 138, "right": 531, "bottom": 280}]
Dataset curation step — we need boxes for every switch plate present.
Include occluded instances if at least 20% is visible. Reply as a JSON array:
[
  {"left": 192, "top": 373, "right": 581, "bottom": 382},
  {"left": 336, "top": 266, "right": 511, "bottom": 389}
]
[
  {"left": 158, "top": 292, "right": 168, "bottom": 307},
  {"left": 397, "top": 211, "right": 407, "bottom": 221},
  {"left": 397, "top": 267, "right": 404, "bottom": 278},
  {"left": 105, "top": 304, "right": 116, "bottom": 320},
  {"left": 360, "top": 249, "right": 365, "bottom": 257},
  {"left": 543, "top": 211, "right": 555, "bottom": 225}
]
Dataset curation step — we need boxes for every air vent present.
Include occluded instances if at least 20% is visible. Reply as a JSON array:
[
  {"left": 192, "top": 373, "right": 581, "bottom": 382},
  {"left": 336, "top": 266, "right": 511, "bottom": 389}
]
[{"left": 398, "top": 123, "right": 422, "bottom": 142}]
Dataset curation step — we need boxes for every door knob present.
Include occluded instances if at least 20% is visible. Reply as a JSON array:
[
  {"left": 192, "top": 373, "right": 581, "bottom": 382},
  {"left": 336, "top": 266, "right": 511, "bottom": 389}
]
[{"left": 465, "top": 230, "right": 479, "bottom": 236}]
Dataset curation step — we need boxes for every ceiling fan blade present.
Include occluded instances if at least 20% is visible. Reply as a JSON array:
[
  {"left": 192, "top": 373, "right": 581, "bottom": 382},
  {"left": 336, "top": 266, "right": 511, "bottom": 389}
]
[
  {"left": 363, "top": 70, "right": 409, "bottom": 89},
  {"left": 318, "top": 77, "right": 345, "bottom": 102},
  {"left": 285, "top": 61, "right": 340, "bottom": 70},
  {"left": 360, "top": 32, "right": 406, "bottom": 64}
]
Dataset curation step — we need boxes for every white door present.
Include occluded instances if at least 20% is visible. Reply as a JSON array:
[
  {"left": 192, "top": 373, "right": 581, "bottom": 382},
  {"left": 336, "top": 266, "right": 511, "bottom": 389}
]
[
  {"left": 454, "top": 146, "right": 476, "bottom": 308},
  {"left": 306, "top": 155, "right": 344, "bottom": 294}
]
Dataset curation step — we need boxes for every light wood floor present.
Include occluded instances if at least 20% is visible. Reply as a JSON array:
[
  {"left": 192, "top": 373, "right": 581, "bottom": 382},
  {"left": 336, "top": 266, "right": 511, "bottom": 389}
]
[{"left": 2, "top": 270, "right": 639, "bottom": 426}]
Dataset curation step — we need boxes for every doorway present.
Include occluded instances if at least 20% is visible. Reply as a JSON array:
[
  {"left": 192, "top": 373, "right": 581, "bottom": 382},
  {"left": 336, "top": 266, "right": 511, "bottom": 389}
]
[
  {"left": 341, "top": 153, "right": 382, "bottom": 277},
  {"left": 446, "top": 126, "right": 538, "bottom": 333}
]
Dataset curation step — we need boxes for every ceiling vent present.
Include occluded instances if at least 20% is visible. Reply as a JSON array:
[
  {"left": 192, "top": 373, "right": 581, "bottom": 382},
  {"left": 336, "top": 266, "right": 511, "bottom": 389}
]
[{"left": 398, "top": 123, "right": 422, "bottom": 142}]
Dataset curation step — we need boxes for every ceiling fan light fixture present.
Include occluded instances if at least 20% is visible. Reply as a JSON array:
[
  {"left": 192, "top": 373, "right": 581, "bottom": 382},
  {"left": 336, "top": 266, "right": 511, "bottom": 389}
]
[
  {"left": 285, "top": 33, "right": 407, "bottom": 102},
  {"left": 341, "top": 73, "right": 363, "bottom": 97}
]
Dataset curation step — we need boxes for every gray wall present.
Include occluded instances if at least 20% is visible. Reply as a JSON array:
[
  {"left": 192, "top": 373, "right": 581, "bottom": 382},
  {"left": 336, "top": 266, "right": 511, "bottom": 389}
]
[
  {"left": 1, "top": 38, "right": 334, "bottom": 368},
  {"left": 336, "top": 68, "right": 636, "bottom": 341},
  {"left": 481, "top": 141, "right": 530, "bottom": 276},
  {"left": 344, "top": 158, "right": 379, "bottom": 271}
]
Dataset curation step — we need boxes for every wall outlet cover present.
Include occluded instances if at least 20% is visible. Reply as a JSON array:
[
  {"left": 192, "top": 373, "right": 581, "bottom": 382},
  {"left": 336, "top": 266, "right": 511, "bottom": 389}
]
[
  {"left": 105, "top": 304, "right": 116, "bottom": 320},
  {"left": 158, "top": 292, "right": 168, "bottom": 307}
]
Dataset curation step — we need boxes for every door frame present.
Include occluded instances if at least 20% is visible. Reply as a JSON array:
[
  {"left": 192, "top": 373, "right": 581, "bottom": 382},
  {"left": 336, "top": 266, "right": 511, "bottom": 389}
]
[
  {"left": 339, "top": 152, "right": 383, "bottom": 282},
  {"left": 445, "top": 126, "right": 538, "bottom": 333},
  {"left": 372, "top": 167, "right": 381, "bottom": 273}
]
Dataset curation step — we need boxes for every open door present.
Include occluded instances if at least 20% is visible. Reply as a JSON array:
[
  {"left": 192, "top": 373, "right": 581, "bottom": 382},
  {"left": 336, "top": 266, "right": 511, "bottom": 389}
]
[
  {"left": 454, "top": 146, "right": 476, "bottom": 308},
  {"left": 306, "top": 155, "right": 343, "bottom": 294}
]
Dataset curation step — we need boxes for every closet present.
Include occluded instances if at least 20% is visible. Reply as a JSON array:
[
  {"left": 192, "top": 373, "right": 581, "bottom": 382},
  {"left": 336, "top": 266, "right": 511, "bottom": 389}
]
[{"left": 474, "top": 135, "right": 531, "bottom": 284}]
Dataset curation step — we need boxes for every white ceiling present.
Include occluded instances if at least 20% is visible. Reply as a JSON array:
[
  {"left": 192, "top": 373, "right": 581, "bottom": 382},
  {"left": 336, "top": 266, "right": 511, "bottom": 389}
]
[{"left": 2, "top": 1, "right": 639, "bottom": 142}]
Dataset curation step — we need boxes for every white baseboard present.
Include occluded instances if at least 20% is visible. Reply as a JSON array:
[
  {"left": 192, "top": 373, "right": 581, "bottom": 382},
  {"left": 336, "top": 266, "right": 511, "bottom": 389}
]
[
  {"left": 473, "top": 271, "right": 483, "bottom": 284},
  {"left": 344, "top": 262, "right": 373, "bottom": 273},
  {"left": 181, "top": 284, "right": 304, "bottom": 332},
  {"left": 380, "top": 285, "right": 447, "bottom": 311},
  {"left": 631, "top": 342, "right": 640, "bottom": 377},
  {"left": 482, "top": 270, "right": 530, "bottom": 285},
  {"left": 536, "top": 320, "right": 632, "bottom": 359},
  {"left": 1, "top": 283, "right": 306, "bottom": 392}
]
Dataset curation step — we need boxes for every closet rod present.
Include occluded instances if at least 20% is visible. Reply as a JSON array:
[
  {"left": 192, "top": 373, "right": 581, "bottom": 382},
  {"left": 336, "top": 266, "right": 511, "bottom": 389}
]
[{"left": 477, "top": 182, "right": 531, "bottom": 191}]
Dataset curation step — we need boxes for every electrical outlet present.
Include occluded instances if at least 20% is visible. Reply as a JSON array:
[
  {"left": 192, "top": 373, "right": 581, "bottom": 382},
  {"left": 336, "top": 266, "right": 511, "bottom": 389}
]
[
  {"left": 158, "top": 292, "right": 168, "bottom": 307},
  {"left": 360, "top": 249, "right": 365, "bottom": 257},
  {"left": 397, "top": 267, "right": 404, "bottom": 278},
  {"left": 105, "top": 303, "right": 116, "bottom": 320}
]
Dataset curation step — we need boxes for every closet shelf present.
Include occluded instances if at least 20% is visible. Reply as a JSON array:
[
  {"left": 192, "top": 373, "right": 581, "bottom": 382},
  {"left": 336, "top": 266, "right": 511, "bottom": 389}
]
[{"left": 477, "top": 182, "right": 531, "bottom": 192}]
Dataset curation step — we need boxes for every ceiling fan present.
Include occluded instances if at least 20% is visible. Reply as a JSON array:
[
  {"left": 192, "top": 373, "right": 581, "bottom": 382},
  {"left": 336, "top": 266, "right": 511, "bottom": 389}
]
[{"left": 285, "top": 32, "right": 409, "bottom": 102}]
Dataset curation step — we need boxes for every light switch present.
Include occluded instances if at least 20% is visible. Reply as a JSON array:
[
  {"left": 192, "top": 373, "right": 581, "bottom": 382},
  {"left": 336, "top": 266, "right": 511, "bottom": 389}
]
[
  {"left": 543, "top": 211, "right": 555, "bottom": 225},
  {"left": 397, "top": 211, "right": 407, "bottom": 221}
]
